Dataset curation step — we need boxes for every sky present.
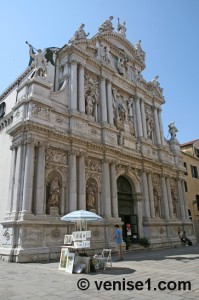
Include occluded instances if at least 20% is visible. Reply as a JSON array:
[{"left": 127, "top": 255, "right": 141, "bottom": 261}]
[{"left": 0, "top": 0, "right": 198, "bottom": 144}]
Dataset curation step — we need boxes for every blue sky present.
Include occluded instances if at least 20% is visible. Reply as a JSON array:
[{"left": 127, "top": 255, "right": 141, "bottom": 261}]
[{"left": 0, "top": 0, "right": 198, "bottom": 144}]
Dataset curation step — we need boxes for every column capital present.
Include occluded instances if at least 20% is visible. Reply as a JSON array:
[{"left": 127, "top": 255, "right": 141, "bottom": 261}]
[{"left": 69, "top": 59, "right": 78, "bottom": 65}]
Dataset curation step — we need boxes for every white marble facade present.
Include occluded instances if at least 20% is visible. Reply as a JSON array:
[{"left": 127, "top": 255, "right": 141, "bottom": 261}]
[{"left": 0, "top": 17, "right": 195, "bottom": 262}]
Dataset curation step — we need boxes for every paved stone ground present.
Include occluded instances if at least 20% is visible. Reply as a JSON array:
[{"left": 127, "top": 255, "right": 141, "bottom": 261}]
[{"left": 0, "top": 244, "right": 198, "bottom": 300}]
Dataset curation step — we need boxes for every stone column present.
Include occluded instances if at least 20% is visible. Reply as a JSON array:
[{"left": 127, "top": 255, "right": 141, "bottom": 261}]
[
  {"left": 68, "top": 152, "right": 77, "bottom": 211},
  {"left": 70, "top": 60, "right": 78, "bottom": 111},
  {"left": 166, "top": 177, "right": 174, "bottom": 219},
  {"left": 78, "top": 154, "right": 86, "bottom": 210},
  {"left": 142, "top": 171, "right": 151, "bottom": 218},
  {"left": 6, "top": 146, "right": 17, "bottom": 213},
  {"left": 12, "top": 144, "right": 23, "bottom": 213},
  {"left": 153, "top": 107, "right": 161, "bottom": 145},
  {"left": 140, "top": 99, "right": 147, "bottom": 138},
  {"left": 106, "top": 80, "right": 113, "bottom": 125},
  {"left": 181, "top": 180, "right": 189, "bottom": 219},
  {"left": 22, "top": 142, "right": 35, "bottom": 213},
  {"left": 135, "top": 97, "right": 143, "bottom": 137},
  {"left": 102, "top": 160, "right": 111, "bottom": 217},
  {"left": 110, "top": 162, "right": 118, "bottom": 217},
  {"left": 177, "top": 179, "right": 186, "bottom": 219},
  {"left": 161, "top": 176, "right": 170, "bottom": 219},
  {"left": 137, "top": 193, "right": 143, "bottom": 238},
  {"left": 100, "top": 77, "right": 107, "bottom": 123},
  {"left": 78, "top": 64, "right": 85, "bottom": 113},
  {"left": 35, "top": 144, "right": 45, "bottom": 214},
  {"left": 158, "top": 108, "right": 165, "bottom": 145},
  {"left": 147, "top": 172, "right": 155, "bottom": 218}
]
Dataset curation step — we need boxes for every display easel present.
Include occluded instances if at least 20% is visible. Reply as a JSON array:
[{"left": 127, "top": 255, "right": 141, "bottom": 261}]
[{"left": 59, "top": 219, "right": 91, "bottom": 273}]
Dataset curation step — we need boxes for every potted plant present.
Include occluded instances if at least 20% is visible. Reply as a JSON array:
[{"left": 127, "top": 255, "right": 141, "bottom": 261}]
[{"left": 139, "top": 237, "right": 150, "bottom": 248}]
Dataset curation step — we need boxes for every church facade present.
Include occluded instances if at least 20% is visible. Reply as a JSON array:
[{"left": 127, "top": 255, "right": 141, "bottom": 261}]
[{"left": 0, "top": 17, "right": 194, "bottom": 262}]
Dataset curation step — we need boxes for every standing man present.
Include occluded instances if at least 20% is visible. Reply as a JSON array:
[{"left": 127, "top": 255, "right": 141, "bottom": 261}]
[{"left": 114, "top": 225, "right": 124, "bottom": 261}]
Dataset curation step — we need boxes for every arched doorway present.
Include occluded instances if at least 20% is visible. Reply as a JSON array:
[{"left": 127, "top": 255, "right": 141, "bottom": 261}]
[{"left": 117, "top": 176, "right": 139, "bottom": 243}]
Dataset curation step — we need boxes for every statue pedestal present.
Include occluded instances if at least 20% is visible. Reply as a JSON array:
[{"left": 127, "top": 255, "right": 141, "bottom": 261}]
[
  {"left": 169, "top": 139, "right": 180, "bottom": 154},
  {"left": 49, "top": 207, "right": 59, "bottom": 216}
]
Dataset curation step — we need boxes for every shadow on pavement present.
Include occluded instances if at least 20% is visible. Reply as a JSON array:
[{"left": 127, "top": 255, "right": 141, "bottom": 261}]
[{"left": 88, "top": 267, "right": 136, "bottom": 276}]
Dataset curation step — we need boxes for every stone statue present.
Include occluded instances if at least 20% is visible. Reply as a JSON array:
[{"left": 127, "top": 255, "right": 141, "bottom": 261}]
[
  {"left": 146, "top": 116, "right": 154, "bottom": 139},
  {"left": 86, "top": 190, "right": 96, "bottom": 210},
  {"left": 85, "top": 95, "right": 94, "bottom": 116},
  {"left": 117, "top": 18, "right": 126, "bottom": 37},
  {"left": 117, "top": 56, "right": 128, "bottom": 77},
  {"left": 28, "top": 44, "right": 47, "bottom": 77},
  {"left": 135, "top": 40, "right": 143, "bottom": 52},
  {"left": 168, "top": 122, "right": 178, "bottom": 140},
  {"left": 48, "top": 177, "right": 60, "bottom": 207},
  {"left": 151, "top": 76, "right": 160, "bottom": 87},
  {"left": 68, "top": 23, "right": 89, "bottom": 43},
  {"left": 154, "top": 190, "right": 160, "bottom": 217},
  {"left": 98, "top": 43, "right": 112, "bottom": 64},
  {"left": 98, "top": 16, "right": 114, "bottom": 33}
]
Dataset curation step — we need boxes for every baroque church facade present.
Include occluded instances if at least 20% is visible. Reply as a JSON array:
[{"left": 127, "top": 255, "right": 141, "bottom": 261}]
[{"left": 0, "top": 17, "right": 194, "bottom": 262}]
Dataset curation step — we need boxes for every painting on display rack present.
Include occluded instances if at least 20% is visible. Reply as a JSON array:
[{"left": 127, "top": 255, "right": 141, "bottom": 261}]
[
  {"left": 65, "top": 253, "right": 75, "bottom": 273},
  {"left": 59, "top": 247, "right": 69, "bottom": 270},
  {"left": 64, "top": 235, "right": 73, "bottom": 245}
]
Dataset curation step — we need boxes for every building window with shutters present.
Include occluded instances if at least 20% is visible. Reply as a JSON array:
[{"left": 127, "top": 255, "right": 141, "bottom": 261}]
[{"left": 190, "top": 165, "right": 198, "bottom": 178}]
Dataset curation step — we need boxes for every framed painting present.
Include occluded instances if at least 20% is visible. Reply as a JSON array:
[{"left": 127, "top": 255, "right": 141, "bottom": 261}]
[
  {"left": 65, "top": 253, "right": 75, "bottom": 273},
  {"left": 59, "top": 247, "right": 69, "bottom": 270},
  {"left": 64, "top": 235, "right": 73, "bottom": 245}
]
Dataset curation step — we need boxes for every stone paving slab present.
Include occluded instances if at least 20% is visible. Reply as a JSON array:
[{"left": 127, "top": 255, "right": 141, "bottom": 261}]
[{"left": 0, "top": 245, "right": 198, "bottom": 300}]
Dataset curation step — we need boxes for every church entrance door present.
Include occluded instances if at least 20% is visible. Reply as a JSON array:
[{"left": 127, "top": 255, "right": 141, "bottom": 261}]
[{"left": 117, "top": 176, "right": 139, "bottom": 243}]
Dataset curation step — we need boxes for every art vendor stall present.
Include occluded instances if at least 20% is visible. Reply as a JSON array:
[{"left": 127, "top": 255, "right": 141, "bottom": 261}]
[{"left": 58, "top": 210, "right": 106, "bottom": 274}]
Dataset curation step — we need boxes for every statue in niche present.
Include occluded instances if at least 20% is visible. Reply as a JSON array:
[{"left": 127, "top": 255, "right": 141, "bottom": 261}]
[
  {"left": 48, "top": 176, "right": 60, "bottom": 207},
  {"left": 154, "top": 190, "right": 161, "bottom": 218},
  {"left": 87, "top": 191, "right": 95, "bottom": 210},
  {"left": 86, "top": 179, "right": 97, "bottom": 211},
  {"left": 98, "top": 16, "right": 114, "bottom": 33},
  {"left": 168, "top": 122, "right": 178, "bottom": 140},
  {"left": 117, "top": 18, "right": 127, "bottom": 37},
  {"left": 68, "top": 23, "right": 89, "bottom": 43},
  {"left": 146, "top": 116, "right": 154, "bottom": 139},
  {"left": 171, "top": 192, "right": 177, "bottom": 217},
  {"left": 85, "top": 94, "right": 95, "bottom": 116},
  {"left": 117, "top": 56, "right": 128, "bottom": 77},
  {"left": 99, "top": 43, "right": 112, "bottom": 65},
  {"left": 118, "top": 103, "right": 127, "bottom": 122}
]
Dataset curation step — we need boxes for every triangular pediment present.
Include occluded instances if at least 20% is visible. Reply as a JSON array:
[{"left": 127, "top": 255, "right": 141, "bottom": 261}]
[{"left": 91, "top": 31, "right": 145, "bottom": 70}]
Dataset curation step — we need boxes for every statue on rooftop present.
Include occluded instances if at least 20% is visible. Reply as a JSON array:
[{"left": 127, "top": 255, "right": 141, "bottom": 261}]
[
  {"left": 98, "top": 16, "right": 114, "bottom": 33},
  {"left": 26, "top": 41, "right": 56, "bottom": 76},
  {"left": 168, "top": 122, "right": 178, "bottom": 140},
  {"left": 68, "top": 23, "right": 89, "bottom": 43},
  {"left": 117, "top": 18, "right": 126, "bottom": 37}
]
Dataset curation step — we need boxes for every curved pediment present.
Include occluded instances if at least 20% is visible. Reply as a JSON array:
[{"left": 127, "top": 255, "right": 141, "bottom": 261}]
[{"left": 91, "top": 31, "right": 145, "bottom": 70}]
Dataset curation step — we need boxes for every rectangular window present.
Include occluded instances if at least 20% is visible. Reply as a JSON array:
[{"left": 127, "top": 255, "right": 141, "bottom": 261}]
[
  {"left": 196, "top": 195, "right": 199, "bottom": 211},
  {"left": 184, "top": 162, "right": 188, "bottom": 175},
  {"left": 184, "top": 181, "right": 188, "bottom": 192},
  {"left": 190, "top": 165, "right": 198, "bottom": 178},
  {"left": 194, "top": 148, "right": 199, "bottom": 158}
]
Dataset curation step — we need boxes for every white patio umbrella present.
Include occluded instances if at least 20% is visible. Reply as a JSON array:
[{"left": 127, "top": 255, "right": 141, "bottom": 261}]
[{"left": 60, "top": 210, "right": 103, "bottom": 222}]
